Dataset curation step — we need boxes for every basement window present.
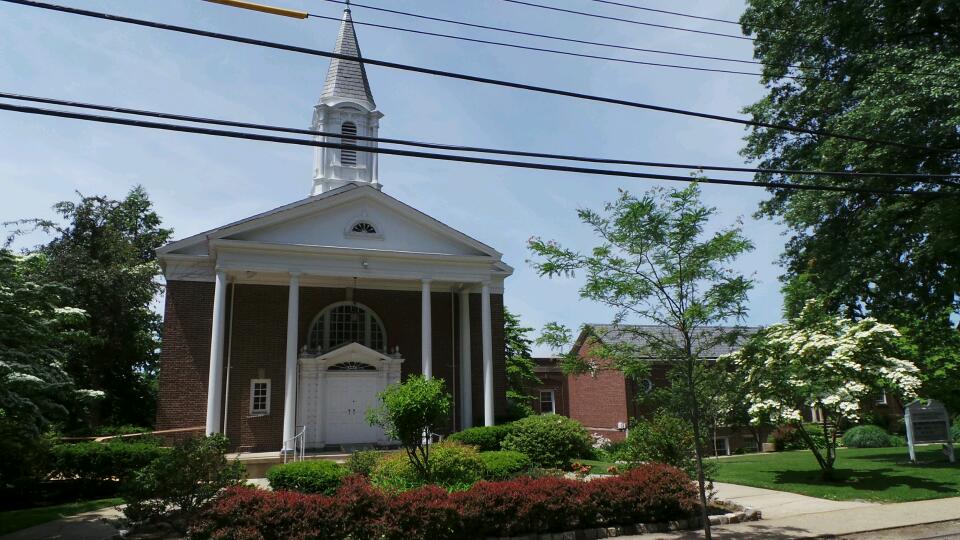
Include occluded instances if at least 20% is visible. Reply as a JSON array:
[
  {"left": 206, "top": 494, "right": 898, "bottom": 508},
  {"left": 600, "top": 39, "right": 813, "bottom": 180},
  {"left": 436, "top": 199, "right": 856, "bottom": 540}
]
[{"left": 250, "top": 379, "right": 270, "bottom": 416}]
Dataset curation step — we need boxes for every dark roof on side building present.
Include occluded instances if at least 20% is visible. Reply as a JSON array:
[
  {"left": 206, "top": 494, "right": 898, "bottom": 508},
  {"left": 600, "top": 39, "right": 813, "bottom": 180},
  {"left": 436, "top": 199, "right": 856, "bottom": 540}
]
[{"left": 580, "top": 324, "right": 761, "bottom": 359}]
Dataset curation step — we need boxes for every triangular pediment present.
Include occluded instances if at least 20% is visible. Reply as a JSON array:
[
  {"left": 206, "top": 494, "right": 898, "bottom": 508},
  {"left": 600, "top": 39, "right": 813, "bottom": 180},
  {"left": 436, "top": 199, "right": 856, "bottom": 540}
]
[
  {"left": 158, "top": 185, "right": 501, "bottom": 260},
  {"left": 316, "top": 342, "right": 393, "bottom": 363}
]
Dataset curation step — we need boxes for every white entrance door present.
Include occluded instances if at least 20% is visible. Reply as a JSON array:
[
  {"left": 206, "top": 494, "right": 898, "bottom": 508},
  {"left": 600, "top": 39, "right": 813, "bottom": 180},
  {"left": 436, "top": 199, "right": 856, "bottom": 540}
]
[{"left": 324, "top": 373, "right": 384, "bottom": 444}]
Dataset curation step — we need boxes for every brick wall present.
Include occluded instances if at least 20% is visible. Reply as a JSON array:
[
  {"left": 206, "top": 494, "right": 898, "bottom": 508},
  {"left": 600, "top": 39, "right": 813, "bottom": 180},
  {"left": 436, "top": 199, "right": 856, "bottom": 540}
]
[
  {"left": 156, "top": 281, "right": 507, "bottom": 451},
  {"left": 566, "top": 342, "right": 629, "bottom": 438},
  {"left": 156, "top": 280, "right": 214, "bottom": 433}
]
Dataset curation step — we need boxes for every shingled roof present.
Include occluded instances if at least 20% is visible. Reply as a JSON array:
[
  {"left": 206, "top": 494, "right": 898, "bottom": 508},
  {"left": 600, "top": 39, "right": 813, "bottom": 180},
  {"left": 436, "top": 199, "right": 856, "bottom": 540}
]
[
  {"left": 320, "top": 8, "right": 376, "bottom": 109},
  {"left": 585, "top": 324, "right": 761, "bottom": 359}
]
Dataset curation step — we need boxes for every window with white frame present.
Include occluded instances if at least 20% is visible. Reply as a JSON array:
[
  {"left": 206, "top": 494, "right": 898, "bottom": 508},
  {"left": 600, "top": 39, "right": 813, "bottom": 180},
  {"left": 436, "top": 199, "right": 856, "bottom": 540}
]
[
  {"left": 307, "top": 302, "right": 387, "bottom": 353},
  {"left": 539, "top": 390, "right": 556, "bottom": 414},
  {"left": 714, "top": 437, "right": 730, "bottom": 456},
  {"left": 875, "top": 389, "right": 888, "bottom": 405},
  {"left": 250, "top": 379, "right": 270, "bottom": 416}
]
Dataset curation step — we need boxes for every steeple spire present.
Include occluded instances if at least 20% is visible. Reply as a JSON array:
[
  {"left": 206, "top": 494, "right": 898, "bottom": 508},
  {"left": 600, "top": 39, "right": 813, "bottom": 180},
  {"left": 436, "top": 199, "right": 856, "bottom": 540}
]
[
  {"left": 310, "top": 7, "right": 383, "bottom": 196},
  {"left": 320, "top": 7, "right": 375, "bottom": 110}
]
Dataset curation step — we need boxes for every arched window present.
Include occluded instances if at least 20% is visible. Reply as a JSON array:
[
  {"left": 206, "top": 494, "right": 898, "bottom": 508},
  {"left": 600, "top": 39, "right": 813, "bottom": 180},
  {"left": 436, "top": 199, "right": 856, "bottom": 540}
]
[
  {"left": 307, "top": 302, "right": 386, "bottom": 353},
  {"left": 351, "top": 221, "right": 377, "bottom": 234},
  {"left": 340, "top": 121, "right": 358, "bottom": 166}
]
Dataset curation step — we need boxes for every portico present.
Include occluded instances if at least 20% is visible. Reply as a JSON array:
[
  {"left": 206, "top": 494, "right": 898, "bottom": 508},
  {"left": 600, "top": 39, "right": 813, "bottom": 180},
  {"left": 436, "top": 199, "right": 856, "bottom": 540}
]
[{"left": 153, "top": 6, "right": 511, "bottom": 452}]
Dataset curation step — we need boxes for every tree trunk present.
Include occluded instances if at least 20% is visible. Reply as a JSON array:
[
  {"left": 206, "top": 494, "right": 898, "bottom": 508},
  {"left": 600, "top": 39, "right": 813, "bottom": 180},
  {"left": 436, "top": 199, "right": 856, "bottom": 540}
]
[{"left": 686, "top": 358, "right": 712, "bottom": 540}]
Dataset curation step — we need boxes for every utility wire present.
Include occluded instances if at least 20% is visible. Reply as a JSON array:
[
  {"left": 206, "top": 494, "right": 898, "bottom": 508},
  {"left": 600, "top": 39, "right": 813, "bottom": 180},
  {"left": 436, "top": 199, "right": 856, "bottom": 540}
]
[
  {"left": 316, "top": 0, "right": 765, "bottom": 66},
  {"left": 9, "top": 0, "right": 956, "bottom": 155},
  {"left": 0, "top": 101, "right": 950, "bottom": 198},
  {"left": 499, "top": 0, "right": 753, "bottom": 41},
  {"left": 322, "top": 0, "right": 957, "bottom": 91},
  {"left": 4, "top": 91, "right": 958, "bottom": 185},
  {"left": 584, "top": 0, "right": 806, "bottom": 36},
  {"left": 306, "top": 11, "right": 765, "bottom": 78}
]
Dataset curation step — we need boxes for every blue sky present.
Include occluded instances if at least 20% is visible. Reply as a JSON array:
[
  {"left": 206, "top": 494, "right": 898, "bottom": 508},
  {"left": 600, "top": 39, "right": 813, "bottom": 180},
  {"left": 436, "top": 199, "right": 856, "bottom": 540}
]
[{"left": 0, "top": 0, "right": 787, "bottom": 354}]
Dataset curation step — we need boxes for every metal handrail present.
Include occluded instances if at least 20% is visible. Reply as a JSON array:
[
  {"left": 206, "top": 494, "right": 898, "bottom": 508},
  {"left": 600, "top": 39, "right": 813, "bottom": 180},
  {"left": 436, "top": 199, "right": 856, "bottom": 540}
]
[{"left": 282, "top": 425, "right": 306, "bottom": 463}]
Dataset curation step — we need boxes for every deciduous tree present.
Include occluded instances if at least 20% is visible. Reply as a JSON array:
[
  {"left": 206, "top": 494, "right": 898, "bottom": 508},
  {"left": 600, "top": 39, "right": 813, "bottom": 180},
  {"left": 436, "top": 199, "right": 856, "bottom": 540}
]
[{"left": 530, "top": 184, "right": 754, "bottom": 539}]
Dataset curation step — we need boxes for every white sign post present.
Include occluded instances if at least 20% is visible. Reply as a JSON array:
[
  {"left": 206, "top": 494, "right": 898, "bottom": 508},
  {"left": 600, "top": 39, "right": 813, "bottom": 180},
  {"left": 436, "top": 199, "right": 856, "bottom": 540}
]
[{"left": 904, "top": 399, "right": 955, "bottom": 463}]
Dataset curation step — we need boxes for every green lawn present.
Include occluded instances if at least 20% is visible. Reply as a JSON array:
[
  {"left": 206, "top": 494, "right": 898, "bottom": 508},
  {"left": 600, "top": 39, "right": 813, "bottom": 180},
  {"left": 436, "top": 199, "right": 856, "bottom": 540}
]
[
  {"left": 0, "top": 498, "right": 122, "bottom": 535},
  {"left": 713, "top": 446, "right": 960, "bottom": 502}
]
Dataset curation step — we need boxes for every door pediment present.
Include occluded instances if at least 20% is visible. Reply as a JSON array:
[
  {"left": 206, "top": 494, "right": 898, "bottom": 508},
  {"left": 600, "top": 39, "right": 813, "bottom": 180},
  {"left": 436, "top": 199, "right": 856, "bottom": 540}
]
[{"left": 300, "top": 342, "right": 403, "bottom": 370}]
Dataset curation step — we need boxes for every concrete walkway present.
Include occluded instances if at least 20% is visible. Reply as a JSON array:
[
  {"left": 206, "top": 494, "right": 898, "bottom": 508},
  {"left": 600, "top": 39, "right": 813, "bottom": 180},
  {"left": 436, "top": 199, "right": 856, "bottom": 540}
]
[
  {"left": 711, "top": 481, "right": 877, "bottom": 520},
  {"left": 631, "top": 484, "right": 960, "bottom": 539},
  {"left": 0, "top": 506, "right": 123, "bottom": 540}
]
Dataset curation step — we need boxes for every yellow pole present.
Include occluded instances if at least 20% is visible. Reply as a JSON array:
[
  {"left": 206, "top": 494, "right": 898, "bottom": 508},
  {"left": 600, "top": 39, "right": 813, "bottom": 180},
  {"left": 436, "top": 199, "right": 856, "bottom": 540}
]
[{"left": 203, "top": 0, "right": 308, "bottom": 19}]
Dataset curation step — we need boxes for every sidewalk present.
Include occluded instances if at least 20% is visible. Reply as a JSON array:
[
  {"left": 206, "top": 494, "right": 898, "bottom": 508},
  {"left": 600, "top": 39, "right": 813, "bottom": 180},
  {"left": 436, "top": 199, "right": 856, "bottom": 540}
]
[
  {"left": 0, "top": 506, "right": 123, "bottom": 540},
  {"left": 631, "top": 484, "right": 960, "bottom": 539}
]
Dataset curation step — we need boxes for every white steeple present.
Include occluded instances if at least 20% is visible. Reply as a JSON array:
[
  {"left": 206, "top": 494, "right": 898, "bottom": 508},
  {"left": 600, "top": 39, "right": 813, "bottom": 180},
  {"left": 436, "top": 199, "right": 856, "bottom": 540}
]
[{"left": 311, "top": 6, "right": 384, "bottom": 196}]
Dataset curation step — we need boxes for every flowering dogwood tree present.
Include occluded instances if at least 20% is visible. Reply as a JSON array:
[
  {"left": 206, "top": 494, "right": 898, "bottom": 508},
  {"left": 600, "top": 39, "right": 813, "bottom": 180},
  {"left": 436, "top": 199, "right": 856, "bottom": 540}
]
[{"left": 721, "top": 301, "right": 921, "bottom": 478}]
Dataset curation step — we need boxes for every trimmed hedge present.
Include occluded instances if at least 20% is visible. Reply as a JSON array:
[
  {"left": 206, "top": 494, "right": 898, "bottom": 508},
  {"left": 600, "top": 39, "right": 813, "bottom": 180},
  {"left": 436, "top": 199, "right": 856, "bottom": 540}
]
[
  {"left": 478, "top": 450, "right": 531, "bottom": 481},
  {"left": 843, "top": 425, "right": 894, "bottom": 448},
  {"left": 768, "top": 424, "right": 826, "bottom": 451},
  {"left": 446, "top": 424, "right": 515, "bottom": 452},
  {"left": 49, "top": 441, "right": 169, "bottom": 482},
  {"left": 267, "top": 460, "right": 348, "bottom": 495},
  {"left": 189, "top": 464, "right": 697, "bottom": 539},
  {"left": 501, "top": 414, "right": 592, "bottom": 468}
]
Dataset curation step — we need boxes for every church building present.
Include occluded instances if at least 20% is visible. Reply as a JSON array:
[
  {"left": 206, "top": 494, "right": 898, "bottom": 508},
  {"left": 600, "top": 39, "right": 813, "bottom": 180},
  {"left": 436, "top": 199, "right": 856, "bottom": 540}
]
[{"left": 154, "top": 8, "right": 511, "bottom": 453}]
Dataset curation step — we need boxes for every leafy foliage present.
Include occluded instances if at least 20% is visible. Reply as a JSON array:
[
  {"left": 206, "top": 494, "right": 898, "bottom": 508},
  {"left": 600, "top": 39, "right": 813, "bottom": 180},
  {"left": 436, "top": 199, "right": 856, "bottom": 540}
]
[
  {"left": 768, "top": 424, "right": 825, "bottom": 452},
  {"left": 9, "top": 187, "right": 172, "bottom": 428},
  {"left": 366, "top": 375, "right": 452, "bottom": 480},
  {"left": 347, "top": 450, "right": 381, "bottom": 477},
  {"left": 724, "top": 301, "right": 920, "bottom": 476},
  {"left": 504, "top": 308, "right": 540, "bottom": 418},
  {"left": 121, "top": 435, "right": 244, "bottom": 526},
  {"left": 529, "top": 184, "right": 754, "bottom": 534},
  {"left": 478, "top": 450, "right": 532, "bottom": 481},
  {"left": 843, "top": 425, "right": 896, "bottom": 449},
  {"left": 623, "top": 411, "right": 715, "bottom": 481},
  {"left": 267, "top": 460, "right": 349, "bottom": 495},
  {"left": 446, "top": 424, "right": 515, "bottom": 452},
  {"left": 49, "top": 441, "right": 169, "bottom": 482},
  {"left": 500, "top": 413, "right": 591, "bottom": 469},
  {"left": 370, "top": 443, "right": 486, "bottom": 492},
  {"left": 740, "top": 0, "right": 960, "bottom": 413},
  {"left": 190, "top": 464, "right": 697, "bottom": 539},
  {"left": 0, "top": 249, "right": 95, "bottom": 488}
]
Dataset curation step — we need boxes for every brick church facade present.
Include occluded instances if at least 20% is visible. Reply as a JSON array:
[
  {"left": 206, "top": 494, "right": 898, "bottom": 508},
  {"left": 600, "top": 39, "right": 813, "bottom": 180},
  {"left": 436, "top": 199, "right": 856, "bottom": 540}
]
[{"left": 155, "top": 8, "right": 511, "bottom": 453}]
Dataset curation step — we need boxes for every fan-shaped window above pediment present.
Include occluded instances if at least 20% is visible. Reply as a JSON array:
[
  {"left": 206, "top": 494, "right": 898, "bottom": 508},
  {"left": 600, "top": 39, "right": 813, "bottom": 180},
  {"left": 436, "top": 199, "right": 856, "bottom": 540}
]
[{"left": 327, "top": 361, "right": 377, "bottom": 371}]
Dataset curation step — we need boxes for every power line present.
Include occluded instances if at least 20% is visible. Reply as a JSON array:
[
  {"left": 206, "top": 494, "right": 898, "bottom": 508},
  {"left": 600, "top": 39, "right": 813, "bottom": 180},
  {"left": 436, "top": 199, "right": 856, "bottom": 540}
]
[
  {"left": 4, "top": 91, "right": 958, "bottom": 185},
  {"left": 321, "top": 0, "right": 958, "bottom": 91},
  {"left": 499, "top": 0, "right": 753, "bottom": 41},
  {"left": 6, "top": 0, "right": 957, "bottom": 154},
  {"left": 586, "top": 0, "right": 744, "bottom": 26},
  {"left": 0, "top": 101, "right": 950, "bottom": 198},
  {"left": 316, "top": 0, "right": 765, "bottom": 66},
  {"left": 305, "top": 11, "right": 766, "bottom": 78}
]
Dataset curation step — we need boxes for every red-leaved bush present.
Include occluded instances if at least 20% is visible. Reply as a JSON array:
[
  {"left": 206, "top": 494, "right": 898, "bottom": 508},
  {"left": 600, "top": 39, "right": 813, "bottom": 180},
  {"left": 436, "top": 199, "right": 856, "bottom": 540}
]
[{"left": 189, "top": 465, "right": 697, "bottom": 540}]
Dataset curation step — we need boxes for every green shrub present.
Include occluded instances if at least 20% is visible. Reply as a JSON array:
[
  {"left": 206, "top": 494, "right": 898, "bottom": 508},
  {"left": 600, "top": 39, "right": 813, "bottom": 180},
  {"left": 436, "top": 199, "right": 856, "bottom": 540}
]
[
  {"left": 50, "top": 441, "right": 169, "bottom": 482},
  {"left": 371, "top": 442, "right": 485, "bottom": 492},
  {"left": 122, "top": 434, "right": 244, "bottom": 527},
  {"left": 768, "top": 424, "right": 825, "bottom": 451},
  {"left": 843, "top": 425, "right": 894, "bottom": 448},
  {"left": 479, "top": 450, "right": 532, "bottom": 481},
  {"left": 267, "top": 460, "right": 348, "bottom": 495},
  {"left": 622, "top": 412, "right": 715, "bottom": 480},
  {"left": 366, "top": 375, "right": 452, "bottom": 479},
  {"left": 501, "top": 414, "right": 592, "bottom": 469},
  {"left": 446, "top": 424, "right": 515, "bottom": 451},
  {"left": 347, "top": 450, "right": 381, "bottom": 477},
  {"left": 951, "top": 423, "right": 960, "bottom": 443}
]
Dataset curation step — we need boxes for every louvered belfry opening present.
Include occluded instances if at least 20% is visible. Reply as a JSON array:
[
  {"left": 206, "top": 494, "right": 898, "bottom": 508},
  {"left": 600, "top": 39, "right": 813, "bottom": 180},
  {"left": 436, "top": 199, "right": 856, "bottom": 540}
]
[{"left": 340, "top": 121, "right": 358, "bottom": 166}]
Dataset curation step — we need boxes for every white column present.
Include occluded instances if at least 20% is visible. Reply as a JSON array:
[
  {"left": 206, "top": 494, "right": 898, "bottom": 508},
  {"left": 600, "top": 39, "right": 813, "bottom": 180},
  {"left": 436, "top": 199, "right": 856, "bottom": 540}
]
[
  {"left": 205, "top": 270, "right": 228, "bottom": 436},
  {"left": 481, "top": 282, "right": 494, "bottom": 426},
  {"left": 282, "top": 273, "right": 300, "bottom": 452},
  {"left": 458, "top": 289, "right": 473, "bottom": 429},
  {"left": 421, "top": 279, "right": 432, "bottom": 379}
]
